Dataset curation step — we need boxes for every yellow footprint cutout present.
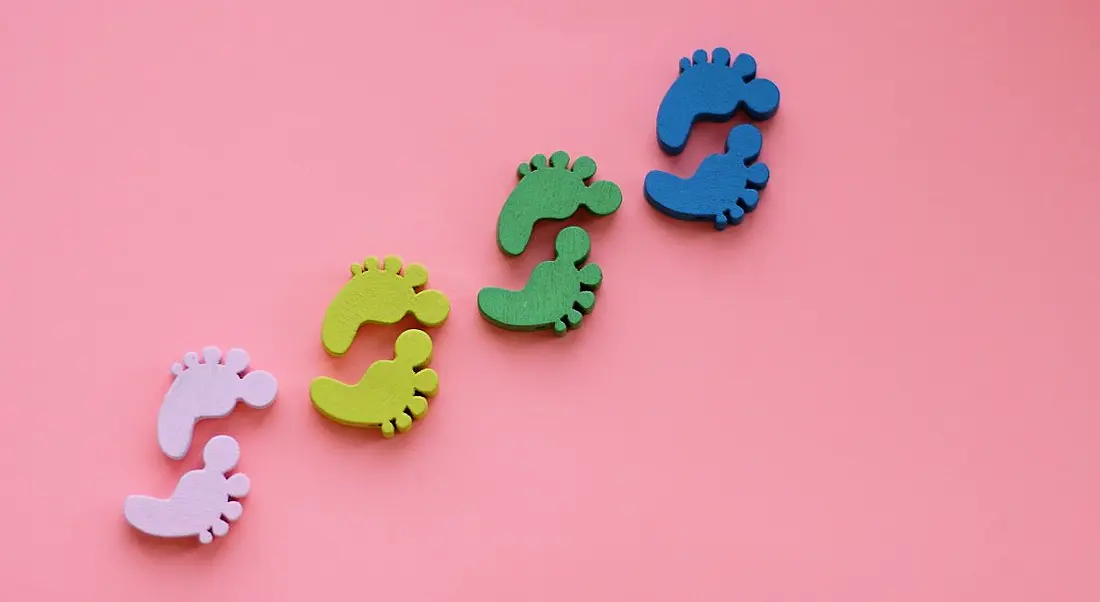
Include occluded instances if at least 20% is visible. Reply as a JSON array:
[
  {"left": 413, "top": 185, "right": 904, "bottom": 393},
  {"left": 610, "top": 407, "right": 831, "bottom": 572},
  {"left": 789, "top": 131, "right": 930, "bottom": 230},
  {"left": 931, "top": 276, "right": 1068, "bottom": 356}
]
[
  {"left": 310, "top": 329, "right": 439, "bottom": 437},
  {"left": 321, "top": 256, "right": 450, "bottom": 356}
]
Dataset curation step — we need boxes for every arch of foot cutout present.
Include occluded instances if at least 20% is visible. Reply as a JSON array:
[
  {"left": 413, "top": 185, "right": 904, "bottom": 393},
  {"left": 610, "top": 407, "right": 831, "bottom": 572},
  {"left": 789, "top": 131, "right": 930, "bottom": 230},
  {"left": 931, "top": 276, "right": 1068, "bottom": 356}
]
[
  {"left": 478, "top": 226, "right": 602, "bottom": 335},
  {"left": 644, "top": 124, "right": 770, "bottom": 230},
  {"left": 310, "top": 328, "right": 440, "bottom": 437},
  {"left": 655, "top": 47, "right": 780, "bottom": 156},
  {"left": 496, "top": 151, "right": 622, "bottom": 257},
  {"left": 124, "top": 435, "right": 251, "bottom": 544},
  {"left": 157, "top": 347, "right": 277, "bottom": 460},
  {"left": 321, "top": 256, "right": 450, "bottom": 357}
]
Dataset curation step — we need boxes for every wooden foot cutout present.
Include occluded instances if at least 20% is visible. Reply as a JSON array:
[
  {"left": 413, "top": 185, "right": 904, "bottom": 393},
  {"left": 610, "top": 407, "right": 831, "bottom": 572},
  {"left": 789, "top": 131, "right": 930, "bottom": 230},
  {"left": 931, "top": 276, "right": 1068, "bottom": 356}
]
[
  {"left": 124, "top": 435, "right": 250, "bottom": 544},
  {"left": 321, "top": 256, "right": 450, "bottom": 356},
  {"left": 310, "top": 329, "right": 439, "bottom": 437},
  {"left": 157, "top": 347, "right": 277, "bottom": 460},
  {"left": 478, "top": 226, "right": 602, "bottom": 335},
  {"left": 496, "top": 151, "right": 622, "bottom": 257}
]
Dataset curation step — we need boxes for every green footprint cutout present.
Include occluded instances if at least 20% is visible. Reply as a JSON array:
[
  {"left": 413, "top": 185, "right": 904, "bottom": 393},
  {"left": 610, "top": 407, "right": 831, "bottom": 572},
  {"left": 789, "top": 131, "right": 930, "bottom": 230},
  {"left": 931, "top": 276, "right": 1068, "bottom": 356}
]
[
  {"left": 496, "top": 151, "right": 622, "bottom": 256},
  {"left": 478, "top": 226, "right": 602, "bottom": 335}
]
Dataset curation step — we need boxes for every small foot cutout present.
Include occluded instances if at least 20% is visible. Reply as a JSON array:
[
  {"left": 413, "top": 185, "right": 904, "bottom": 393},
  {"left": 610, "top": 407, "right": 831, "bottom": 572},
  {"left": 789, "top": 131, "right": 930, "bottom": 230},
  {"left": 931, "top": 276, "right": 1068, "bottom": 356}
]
[
  {"left": 478, "top": 226, "right": 602, "bottom": 335},
  {"left": 310, "top": 329, "right": 439, "bottom": 437},
  {"left": 124, "top": 435, "right": 251, "bottom": 544},
  {"left": 656, "top": 47, "right": 780, "bottom": 155},
  {"left": 321, "top": 256, "right": 450, "bottom": 356},
  {"left": 157, "top": 347, "right": 277, "bottom": 460},
  {"left": 496, "top": 151, "right": 622, "bottom": 256},
  {"left": 644, "top": 124, "right": 770, "bottom": 230}
]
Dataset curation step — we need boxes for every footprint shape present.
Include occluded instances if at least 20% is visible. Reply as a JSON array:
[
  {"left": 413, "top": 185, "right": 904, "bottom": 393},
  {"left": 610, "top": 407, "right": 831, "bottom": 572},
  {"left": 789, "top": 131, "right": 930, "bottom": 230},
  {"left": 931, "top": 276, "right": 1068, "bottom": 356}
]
[
  {"left": 321, "top": 256, "right": 450, "bottom": 356},
  {"left": 478, "top": 226, "right": 602, "bottom": 335},
  {"left": 656, "top": 47, "right": 780, "bottom": 155},
  {"left": 124, "top": 435, "right": 251, "bottom": 544},
  {"left": 644, "top": 124, "right": 770, "bottom": 230},
  {"left": 157, "top": 347, "right": 277, "bottom": 460},
  {"left": 310, "top": 329, "right": 440, "bottom": 437},
  {"left": 496, "top": 151, "right": 622, "bottom": 256}
]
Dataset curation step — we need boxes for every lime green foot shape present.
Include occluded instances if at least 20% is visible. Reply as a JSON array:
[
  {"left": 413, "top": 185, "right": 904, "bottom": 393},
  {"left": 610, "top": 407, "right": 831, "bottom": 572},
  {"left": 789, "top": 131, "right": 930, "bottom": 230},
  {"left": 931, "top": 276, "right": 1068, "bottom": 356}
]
[
  {"left": 478, "top": 226, "right": 602, "bottom": 335},
  {"left": 310, "top": 329, "right": 439, "bottom": 437},
  {"left": 321, "top": 256, "right": 450, "bottom": 357},
  {"left": 496, "top": 151, "right": 622, "bottom": 256}
]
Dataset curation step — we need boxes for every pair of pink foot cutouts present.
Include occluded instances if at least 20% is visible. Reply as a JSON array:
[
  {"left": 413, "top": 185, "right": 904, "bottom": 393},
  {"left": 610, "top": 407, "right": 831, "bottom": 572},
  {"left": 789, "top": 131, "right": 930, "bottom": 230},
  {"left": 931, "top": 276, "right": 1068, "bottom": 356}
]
[{"left": 126, "top": 347, "right": 277, "bottom": 544}]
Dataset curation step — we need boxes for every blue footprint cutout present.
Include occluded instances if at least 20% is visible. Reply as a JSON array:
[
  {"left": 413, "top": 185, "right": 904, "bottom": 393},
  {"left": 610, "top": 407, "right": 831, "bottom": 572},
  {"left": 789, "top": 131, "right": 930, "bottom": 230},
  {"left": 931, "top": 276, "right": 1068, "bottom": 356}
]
[
  {"left": 644, "top": 124, "right": 769, "bottom": 230},
  {"left": 656, "top": 48, "right": 780, "bottom": 156}
]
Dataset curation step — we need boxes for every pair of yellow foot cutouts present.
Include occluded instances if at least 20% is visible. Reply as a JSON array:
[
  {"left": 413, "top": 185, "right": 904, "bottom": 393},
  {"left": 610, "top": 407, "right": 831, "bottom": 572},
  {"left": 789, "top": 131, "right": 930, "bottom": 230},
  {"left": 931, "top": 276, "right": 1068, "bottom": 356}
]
[{"left": 311, "top": 256, "right": 450, "bottom": 437}]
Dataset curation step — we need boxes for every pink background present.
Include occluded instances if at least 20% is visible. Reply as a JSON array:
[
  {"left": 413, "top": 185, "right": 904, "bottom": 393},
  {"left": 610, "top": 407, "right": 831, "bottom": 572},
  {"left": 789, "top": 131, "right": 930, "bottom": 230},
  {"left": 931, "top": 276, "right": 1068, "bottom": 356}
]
[{"left": 2, "top": 0, "right": 1098, "bottom": 600}]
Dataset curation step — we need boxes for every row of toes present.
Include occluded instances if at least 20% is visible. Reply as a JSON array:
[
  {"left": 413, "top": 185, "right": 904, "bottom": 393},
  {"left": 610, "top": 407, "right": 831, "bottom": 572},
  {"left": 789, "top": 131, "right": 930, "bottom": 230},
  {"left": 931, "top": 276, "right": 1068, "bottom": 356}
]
[
  {"left": 173, "top": 347, "right": 251, "bottom": 374},
  {"left": 679, "top": 47, "right": 757, "bottom": 75},
  {"left": 351, "top": 255, "right": 401, "bottom": 274},
  {"left": 380, "top": 396, "right": 431, "bottom": 437},
  {"left": 200, "top": 505, "right": 240, "bottom": 543},
  {"left": 350, "top": 256, "right": 431, "bottom": 288},
  {"left": 518, "top": 152, "right": 598, "bottom": 181},
  {"left": 681, "top": 47, "right": 731, "bottom": 69}
]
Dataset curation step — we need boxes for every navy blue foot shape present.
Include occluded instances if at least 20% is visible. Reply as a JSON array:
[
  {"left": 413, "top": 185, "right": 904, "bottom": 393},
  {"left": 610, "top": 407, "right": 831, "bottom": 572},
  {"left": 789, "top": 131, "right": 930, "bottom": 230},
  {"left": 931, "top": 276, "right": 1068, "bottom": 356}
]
[
  {"left": 655, "top": 48, "right": 780, "bottom": 156},
  {"left": 644, "top": 124, "right": 770, "bottom": 230}
]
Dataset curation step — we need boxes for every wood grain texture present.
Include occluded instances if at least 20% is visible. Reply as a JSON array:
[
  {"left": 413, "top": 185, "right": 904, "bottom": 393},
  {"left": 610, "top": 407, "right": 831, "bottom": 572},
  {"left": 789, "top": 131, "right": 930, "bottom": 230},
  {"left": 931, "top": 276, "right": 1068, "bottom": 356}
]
[
  {"left": 124, "top": 435, "right": 251, "bottom": 544},
  {"left": 320, "top": 256, "right": 450, "bottom": 356},
  {"left": 655, "top": 47, "right": 780, "bottom": 155},
  {"left": 478, "top": 226, "right": 602, "bottom": 335},
  {"left": 496, "top": 151, "right": 622, "bottom": 256},
  {"left": 644, "top": 123, "right": 770, "bottom": 230},
  {"left": 157, "top": 347, "right": 277, "bottom": 460},
  {"left": 310, "top": 329, "right": 440, "bottom": 437}
]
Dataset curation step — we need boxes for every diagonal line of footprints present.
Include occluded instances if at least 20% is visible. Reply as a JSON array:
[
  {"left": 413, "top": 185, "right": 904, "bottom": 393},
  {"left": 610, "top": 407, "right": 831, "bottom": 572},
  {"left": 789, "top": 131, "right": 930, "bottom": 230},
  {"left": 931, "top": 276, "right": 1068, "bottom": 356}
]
[{"left": 123, "top": 45, "right": 779, "bottom": 545}]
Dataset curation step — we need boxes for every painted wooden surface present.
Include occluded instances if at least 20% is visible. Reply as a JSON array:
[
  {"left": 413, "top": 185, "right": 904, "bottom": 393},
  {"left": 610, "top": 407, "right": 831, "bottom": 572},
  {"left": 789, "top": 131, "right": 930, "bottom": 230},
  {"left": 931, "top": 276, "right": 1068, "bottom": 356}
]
[
  {"left": 655, "top": 47, "right": 779, "bottom": 155},
  {"left": 645, "top": 123, "right": 770, "bottom": 230},
  {"left": 479, "top": 226, "right": 602, "bottom": 335},
  {"left": 321, "top": 256, "right": 450, "bottom": 356},
  {"left": 310, "top": 329, "right": 440, "bottom": 437},
  {"left": 496, "top": 151, "right": 621, "bottom": 256},
  {"left": 124, "top": 435, "right": 251, "bottom": 544},
  {"left": 157, "top": 347, "right": 277, "bottom": 460}
]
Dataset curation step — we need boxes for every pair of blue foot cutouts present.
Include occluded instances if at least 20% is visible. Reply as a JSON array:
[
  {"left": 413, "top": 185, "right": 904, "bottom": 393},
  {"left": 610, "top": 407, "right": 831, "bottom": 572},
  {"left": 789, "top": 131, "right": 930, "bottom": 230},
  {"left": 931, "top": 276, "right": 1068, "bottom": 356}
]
[{"left": 645, "top": 47, "right": 780, "bottom": 230}]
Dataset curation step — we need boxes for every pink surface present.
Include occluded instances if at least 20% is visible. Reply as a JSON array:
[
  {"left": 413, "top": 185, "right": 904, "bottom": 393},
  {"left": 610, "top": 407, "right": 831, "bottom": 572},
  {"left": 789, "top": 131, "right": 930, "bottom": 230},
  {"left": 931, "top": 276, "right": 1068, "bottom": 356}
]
[{"left": 1, "top": 1, "right": 1098, "bottom": 599}]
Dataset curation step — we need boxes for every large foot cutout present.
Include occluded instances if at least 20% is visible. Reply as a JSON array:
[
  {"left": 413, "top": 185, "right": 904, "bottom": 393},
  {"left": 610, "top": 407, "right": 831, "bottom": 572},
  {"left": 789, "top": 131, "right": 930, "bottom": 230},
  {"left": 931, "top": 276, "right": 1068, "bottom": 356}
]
[
  {"left": 124, "top": 435, "right": 251, "bottom": 544},
  {"left": 656, "top": 47, "right": 780, "bottom": 155},
  {"left": 321, "top": 256, "right": 450, "bottom": 356},
  {"left": 644, "top": 124, "right": 770, "bottom": 230},
  {"left": 496, "top": 151, "right": 622, "bottom": 256},
  {"left": 478, "top": 226, "right": 602, "bottom": 335},
  {"left": 157, "top": 347, "right": 277, "bottom": 460},
  {"left": 310, "top": 329, "right": 439, "bottom": 437}
]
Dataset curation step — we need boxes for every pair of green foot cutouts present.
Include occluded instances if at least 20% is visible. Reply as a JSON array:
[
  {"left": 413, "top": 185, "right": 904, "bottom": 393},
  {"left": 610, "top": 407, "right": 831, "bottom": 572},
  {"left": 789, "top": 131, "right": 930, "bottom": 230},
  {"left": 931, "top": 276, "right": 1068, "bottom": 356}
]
[{"left": 479, "top": 151, "right": 622, "bottom": 335}]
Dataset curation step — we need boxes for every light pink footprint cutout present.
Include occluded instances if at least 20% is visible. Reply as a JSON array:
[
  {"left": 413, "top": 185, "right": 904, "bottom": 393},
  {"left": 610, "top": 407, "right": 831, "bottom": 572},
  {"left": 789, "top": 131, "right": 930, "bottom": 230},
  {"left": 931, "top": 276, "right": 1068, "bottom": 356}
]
[
  {"left": 124, "top": 435, "right": 251, "bottom": 544},
  {"left": 158, "top": 346, "right": 277, "bottom": 460}
]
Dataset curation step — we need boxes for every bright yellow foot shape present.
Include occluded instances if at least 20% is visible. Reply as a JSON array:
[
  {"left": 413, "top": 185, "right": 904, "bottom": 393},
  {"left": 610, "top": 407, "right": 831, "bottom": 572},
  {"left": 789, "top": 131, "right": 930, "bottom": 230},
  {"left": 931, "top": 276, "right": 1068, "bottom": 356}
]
[
  {"left": 321, "top": 256, "right": 450, "bottom": 356},
  {"left": 310, "top": 329, "right": 440, "bottom": 437}
]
